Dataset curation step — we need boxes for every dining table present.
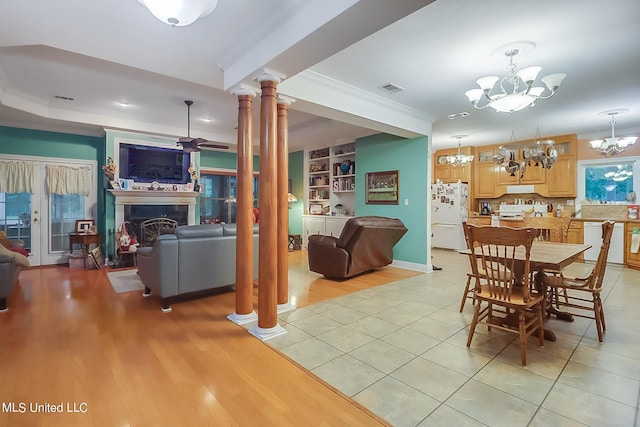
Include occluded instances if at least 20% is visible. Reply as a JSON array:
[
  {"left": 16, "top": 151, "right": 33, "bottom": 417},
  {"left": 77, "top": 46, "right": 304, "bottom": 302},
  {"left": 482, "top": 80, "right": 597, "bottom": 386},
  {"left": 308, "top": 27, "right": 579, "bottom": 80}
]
[{"left": 462, "top": 240, "right": 592, "bottom": 341}]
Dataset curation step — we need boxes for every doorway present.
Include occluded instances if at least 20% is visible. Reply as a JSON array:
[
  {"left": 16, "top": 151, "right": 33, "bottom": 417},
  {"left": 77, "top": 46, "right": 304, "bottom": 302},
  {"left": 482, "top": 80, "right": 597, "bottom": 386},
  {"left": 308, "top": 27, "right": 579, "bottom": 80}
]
[{"left": 0, "top": 155, "right": 97, "bottom": 266}]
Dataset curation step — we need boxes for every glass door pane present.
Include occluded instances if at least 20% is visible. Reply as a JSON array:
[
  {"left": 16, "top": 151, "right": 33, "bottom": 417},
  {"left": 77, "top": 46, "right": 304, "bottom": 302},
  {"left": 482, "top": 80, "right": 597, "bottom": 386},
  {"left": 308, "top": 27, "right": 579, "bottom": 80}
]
[
  {"left": 0, "top": 192, "right": 32, "bottom": 251},
  {"left": 50, "top": 193, "right": 86, "bottom": 252}
]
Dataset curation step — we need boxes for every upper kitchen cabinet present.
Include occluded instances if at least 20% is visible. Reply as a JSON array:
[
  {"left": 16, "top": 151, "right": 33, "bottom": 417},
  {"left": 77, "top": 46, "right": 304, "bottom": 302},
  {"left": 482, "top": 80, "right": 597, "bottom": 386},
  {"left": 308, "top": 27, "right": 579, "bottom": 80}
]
[
  {"left": 474, "top": 148, "right": 497, "bottom": 198},
  {"left": 545, "top": 134, "right": 577, "bottom": 197},
  {"left": 432, "top": 146, "right": 472, "bottom": 183},
  {"left": 496, "top": 145, "right": 546, "bottom": 186}
]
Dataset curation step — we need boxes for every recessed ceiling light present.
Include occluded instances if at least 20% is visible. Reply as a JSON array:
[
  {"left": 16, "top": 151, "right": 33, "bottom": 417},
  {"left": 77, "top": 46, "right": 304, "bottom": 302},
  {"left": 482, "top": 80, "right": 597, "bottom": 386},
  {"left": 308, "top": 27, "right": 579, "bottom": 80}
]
[
  {"left": 447, "top": 112, "right": 470, "bottom": 120},
  {"left": 378, "top": 82, "right": 405, "bottom": 94},
  {"left": 200, "top": 117, "right": 214, "bottom": 123},
  {"left": 116, "top": 100, "right": 131, "bottom": 107}
]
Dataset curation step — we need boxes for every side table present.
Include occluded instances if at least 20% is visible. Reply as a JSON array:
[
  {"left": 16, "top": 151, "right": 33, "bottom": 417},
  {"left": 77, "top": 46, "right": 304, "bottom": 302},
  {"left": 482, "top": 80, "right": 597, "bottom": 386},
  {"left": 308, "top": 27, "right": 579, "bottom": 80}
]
[{"left": 69, "top": 232, "right": 101, "bottom": 268}]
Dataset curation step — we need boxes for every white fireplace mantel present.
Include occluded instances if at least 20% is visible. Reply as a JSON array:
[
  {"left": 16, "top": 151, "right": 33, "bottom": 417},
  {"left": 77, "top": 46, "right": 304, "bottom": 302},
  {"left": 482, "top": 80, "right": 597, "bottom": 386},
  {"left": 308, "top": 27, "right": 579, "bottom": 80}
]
[{"left": 109, "top": 190, "right": 199, "bottom": 227}]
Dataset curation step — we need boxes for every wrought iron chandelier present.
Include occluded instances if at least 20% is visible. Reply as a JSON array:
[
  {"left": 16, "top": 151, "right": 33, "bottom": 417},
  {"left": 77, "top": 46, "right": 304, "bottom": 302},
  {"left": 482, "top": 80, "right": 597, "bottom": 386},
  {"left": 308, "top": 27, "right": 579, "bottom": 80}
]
[
  {"left": 465, "top": 41, "right": 566, "bottom": 113},
  {"left": 590, "top": 109, "right": 637, "bottom": 156},
  {"left": 492, "top": 130, "right": 557, "bottom": 177},
  {"left": 445, "top": 135, "right": 474, "bottom": 167},
  {"left": 137, "top": 0, "right": 218, "bottom": 26}
]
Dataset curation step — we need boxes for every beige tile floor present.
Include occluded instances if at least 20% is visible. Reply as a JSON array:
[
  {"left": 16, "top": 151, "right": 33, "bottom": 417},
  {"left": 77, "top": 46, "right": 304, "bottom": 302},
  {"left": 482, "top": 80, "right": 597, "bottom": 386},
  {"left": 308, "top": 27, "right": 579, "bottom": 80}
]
[{"left": 267, "top": 249, "right": 640, "bottom": 427}]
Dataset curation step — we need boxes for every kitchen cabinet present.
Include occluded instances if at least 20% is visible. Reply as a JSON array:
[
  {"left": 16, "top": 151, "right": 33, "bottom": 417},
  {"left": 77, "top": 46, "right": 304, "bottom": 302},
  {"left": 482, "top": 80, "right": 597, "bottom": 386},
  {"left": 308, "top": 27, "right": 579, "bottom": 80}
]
[
  {"left": 546, "top": 139, "right": 576, "bottom": 197},
  {"left": 624, "top": 221, "right": 640, "bottom": 270},
  {"left": 496, "top": 146, "right": 546, "bottom": 185},
  {"left": 473, "top": 148, "right": 496, "bottom": 198},
  {"left": 433, "top": 146, "right": 472, "bottom": 183}
]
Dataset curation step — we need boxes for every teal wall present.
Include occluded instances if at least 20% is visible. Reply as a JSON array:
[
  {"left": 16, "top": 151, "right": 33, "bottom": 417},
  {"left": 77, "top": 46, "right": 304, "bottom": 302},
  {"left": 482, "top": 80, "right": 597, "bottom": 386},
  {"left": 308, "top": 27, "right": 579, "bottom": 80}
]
[
  {"left": 288, "top": 150, "right": 304, "bottom": 234},
  {"left": 355, "top": 134, "right": 429, "bottom": 265},
  {"left": 0, "top": 125, "right": 107, "bottom": 235}
]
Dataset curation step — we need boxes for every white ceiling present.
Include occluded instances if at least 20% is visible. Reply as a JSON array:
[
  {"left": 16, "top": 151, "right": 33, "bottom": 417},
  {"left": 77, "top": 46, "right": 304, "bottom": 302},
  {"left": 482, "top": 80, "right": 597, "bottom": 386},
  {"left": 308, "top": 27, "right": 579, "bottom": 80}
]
[{"left": 1, "top": 0, "right": 639, "bottom": 152}]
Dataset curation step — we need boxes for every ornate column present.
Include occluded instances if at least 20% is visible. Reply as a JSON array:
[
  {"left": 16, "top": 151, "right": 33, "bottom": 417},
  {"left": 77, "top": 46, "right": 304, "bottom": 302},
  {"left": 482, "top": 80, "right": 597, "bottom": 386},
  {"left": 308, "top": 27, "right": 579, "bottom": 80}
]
[
  {"left": 276, "top": 96, "right": 296, "bottom": 313},
  {"left": 249, "top": 72, "right": 286, "bottom": 340},
  {"left": 228, "top": 85, "right": 258, "bottom": 325}
]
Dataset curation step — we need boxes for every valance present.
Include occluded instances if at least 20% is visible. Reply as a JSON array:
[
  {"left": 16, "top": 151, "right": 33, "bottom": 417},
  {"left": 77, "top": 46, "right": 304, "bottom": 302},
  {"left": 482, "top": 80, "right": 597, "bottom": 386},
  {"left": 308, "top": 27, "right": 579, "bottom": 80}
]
[
  {"left": 46, "top": 165, "right": 90, "bottom": 195},
  {"left": 0, "top": 161, "right": 36, "bottom": 194}
]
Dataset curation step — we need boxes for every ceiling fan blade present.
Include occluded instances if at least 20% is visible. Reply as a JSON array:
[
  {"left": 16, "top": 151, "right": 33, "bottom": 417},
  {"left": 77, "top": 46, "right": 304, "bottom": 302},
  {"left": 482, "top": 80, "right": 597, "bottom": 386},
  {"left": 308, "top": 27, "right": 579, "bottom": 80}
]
[
  {"left": 198, "top": 143, "right": 229, "bottom": 150},
  {"left": 178, "top": 136, "right": 196, "bottom": 143}
]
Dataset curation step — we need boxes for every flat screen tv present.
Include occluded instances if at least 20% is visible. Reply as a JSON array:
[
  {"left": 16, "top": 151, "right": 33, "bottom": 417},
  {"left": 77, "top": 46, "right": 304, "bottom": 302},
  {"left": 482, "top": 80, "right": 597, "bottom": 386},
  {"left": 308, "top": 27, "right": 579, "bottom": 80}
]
[{"left": 118, "top": 143, "right": 190, "bottom": 184}]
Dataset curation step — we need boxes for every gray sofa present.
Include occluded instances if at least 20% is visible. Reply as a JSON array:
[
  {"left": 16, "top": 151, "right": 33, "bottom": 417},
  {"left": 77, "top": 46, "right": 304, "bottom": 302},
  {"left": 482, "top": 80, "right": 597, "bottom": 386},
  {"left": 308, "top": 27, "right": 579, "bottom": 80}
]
[
  {"left": 0, "top": 240, "right": 29, "bottom": 312},
  {"left": 136, "top": 223, "right": 258, "bottom": 311}
]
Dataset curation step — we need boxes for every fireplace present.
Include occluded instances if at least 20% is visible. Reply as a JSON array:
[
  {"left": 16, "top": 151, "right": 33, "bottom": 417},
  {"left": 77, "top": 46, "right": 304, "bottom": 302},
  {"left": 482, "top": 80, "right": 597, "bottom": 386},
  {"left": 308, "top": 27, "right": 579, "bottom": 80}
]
[{"left": 111, "top": 190, "right": 199, "bottom": 236}]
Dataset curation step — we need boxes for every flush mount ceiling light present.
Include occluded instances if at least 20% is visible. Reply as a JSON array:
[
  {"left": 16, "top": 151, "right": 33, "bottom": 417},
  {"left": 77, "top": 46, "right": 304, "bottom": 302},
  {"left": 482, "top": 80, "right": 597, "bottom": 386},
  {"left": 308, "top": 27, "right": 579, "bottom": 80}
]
[
  {"left": 590, "top": 109, "right": 638, "bottom": 156},
  {"left": 465, "top": 41, "right": 566, "bottom": 113},
  {"left": 137, "top": 0, "right": 218, "bottom": 27},
  {"left": 445, "top": 135, "right": 474, "bottom": 167}
]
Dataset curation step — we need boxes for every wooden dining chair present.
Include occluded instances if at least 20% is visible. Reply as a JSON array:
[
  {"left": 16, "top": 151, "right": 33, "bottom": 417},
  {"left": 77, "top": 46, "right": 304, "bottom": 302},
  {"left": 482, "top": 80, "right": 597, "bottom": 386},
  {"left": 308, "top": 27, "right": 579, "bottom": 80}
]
[
  {"left": 543, "top": 220, "right": 614, "bottom": 342},
  {"left": 459, "top": 222, "right": 485, "bottom": 312},
  {"left": 522, "top": 216, "right": 571, "bottom": 243},
  {"left": 466, "top": 225, "right": 543, "bottom": 366}
]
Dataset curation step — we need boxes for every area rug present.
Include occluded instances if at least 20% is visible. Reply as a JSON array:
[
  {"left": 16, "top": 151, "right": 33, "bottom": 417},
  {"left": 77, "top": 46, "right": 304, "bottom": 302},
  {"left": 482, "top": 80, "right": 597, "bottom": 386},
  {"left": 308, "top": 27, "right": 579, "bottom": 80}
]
[{"left": 107, "top": 269, "right": 144, "bottom": 294}]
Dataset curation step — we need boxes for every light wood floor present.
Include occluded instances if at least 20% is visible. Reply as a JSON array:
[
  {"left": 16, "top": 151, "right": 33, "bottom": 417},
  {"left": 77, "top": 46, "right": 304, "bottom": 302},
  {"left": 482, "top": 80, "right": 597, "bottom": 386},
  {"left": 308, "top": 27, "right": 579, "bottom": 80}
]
[{"left": 0, "top": 251, "right": 422, "bottom": 426}]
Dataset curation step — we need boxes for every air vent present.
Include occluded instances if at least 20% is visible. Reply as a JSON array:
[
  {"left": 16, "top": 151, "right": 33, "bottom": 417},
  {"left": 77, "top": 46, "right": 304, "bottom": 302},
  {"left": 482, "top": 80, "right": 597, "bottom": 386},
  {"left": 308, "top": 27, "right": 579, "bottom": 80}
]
[
  {"left": 378, "top": 82, "right": 405, "bottom": 94},
  {"left": 54, "top": 95, "right": 75, "bottom": 101},
  {"left": 447, "top": 112, "right": 469, "bottom": 120}
]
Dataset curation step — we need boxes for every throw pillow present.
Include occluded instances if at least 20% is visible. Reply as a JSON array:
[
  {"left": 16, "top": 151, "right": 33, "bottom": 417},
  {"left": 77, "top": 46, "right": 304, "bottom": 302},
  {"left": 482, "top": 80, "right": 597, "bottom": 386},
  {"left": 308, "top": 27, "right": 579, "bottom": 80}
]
[
  {"left": 0, "top": 231, "right": 11, "bottom": 249},
  {"left": 8, "top": 246, "right": 29, "bottom": 258},
  {"left": 0, "top": 243, "right": 30, "bottom": 268}
]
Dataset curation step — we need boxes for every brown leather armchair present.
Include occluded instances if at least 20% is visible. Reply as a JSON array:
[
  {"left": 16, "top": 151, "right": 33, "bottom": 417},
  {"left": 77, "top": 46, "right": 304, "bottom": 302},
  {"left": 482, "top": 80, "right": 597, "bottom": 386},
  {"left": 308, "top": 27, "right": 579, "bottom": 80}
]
[{"left": 307, "top": 216, "right": 407, "bottom": 279}]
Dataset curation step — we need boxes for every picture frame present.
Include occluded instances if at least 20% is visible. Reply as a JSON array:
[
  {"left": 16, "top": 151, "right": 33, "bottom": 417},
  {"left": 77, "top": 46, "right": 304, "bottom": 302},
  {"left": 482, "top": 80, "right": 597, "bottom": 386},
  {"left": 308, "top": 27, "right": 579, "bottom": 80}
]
[
  {"left": 75, "top": 219, "right": 95, "bottom": 234},
  {"left": 309, "top": 203, "right": 323, "bottom": 215},
  {"left": 109, "top": 180, "right": 121, "bottom": 189},
  {"left": 365, "top": 170, "right": 399, "bottom": 205},
  {"left": 89, "top": 246, "right": 104, "bottom": 270}
]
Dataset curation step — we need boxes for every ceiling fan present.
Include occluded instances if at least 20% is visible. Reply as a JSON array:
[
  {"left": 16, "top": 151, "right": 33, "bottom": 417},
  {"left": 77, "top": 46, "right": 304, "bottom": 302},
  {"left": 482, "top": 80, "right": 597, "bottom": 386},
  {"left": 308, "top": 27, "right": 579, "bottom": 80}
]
[{"left": 177, "top": 100, "right": 228, "bottom": 152}]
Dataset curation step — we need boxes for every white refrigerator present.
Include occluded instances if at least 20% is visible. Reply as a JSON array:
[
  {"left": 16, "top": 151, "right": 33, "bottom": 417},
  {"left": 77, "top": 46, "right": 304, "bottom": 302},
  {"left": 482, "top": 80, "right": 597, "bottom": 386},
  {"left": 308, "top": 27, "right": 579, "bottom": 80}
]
[{"left": 431, "top": 182, "right": 469, "bottom": 251}]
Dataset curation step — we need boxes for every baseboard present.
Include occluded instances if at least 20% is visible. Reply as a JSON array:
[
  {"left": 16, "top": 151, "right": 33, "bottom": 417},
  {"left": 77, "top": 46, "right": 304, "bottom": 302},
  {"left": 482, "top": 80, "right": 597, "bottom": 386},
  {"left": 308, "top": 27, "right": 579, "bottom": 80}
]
[{"left": 390, "top": 259, "right": 428, "bottom": 273}]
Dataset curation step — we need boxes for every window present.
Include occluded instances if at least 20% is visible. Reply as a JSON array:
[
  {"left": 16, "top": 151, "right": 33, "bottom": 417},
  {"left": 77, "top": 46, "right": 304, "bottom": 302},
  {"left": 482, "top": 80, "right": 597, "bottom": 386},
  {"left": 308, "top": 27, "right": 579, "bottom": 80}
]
[
  {"left": 199, "top": 172, "right": 259, "bottom": 224},
  {"left": 578, "top": 157, "right": 639, "bottom": 204},
  {"left": 0, "top": 192, "right": 31, "bottom": 250},
  {"left": 50, "top": 193, "right": 86, "bottom": 252}
]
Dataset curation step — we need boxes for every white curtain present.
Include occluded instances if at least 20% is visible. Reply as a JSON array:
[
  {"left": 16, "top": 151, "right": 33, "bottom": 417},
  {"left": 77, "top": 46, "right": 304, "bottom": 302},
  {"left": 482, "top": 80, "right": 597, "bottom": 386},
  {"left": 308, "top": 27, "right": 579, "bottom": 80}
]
[
  {"left": 46, "top": 164, "right": 90, "bottom": 195},
  {"left": 0, "top": 160, "right": 36, "bottom": 193}
]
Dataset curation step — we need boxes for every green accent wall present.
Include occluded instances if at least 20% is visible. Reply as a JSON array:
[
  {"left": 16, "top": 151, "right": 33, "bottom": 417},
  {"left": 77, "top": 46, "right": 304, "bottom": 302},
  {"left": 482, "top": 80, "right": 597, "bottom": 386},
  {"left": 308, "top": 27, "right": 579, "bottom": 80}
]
[
  {"left": 288, "top": 150, "right": 304, "bottom": 234},
  {"left": 0, "top": 125, "right": 107, "bottom": 235},
  {"left": 355, "top": 134, "right": 429, "bottom": 265}
]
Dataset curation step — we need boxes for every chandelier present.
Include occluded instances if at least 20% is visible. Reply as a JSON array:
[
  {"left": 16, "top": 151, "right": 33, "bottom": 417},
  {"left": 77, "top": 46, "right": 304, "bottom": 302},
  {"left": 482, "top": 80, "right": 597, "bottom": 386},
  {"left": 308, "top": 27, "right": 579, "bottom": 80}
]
[
  {"left": 465, "top": 41, "right": 566, "bottom": 113},
  {"left": 590, "top": 109, "right": 637, "bottom": 156},
  {"left": 137, "top": 0, "right": 218, "bottom": 26},
  {"left": 445, "top": 135, "right": 474, "bottom": 167}
]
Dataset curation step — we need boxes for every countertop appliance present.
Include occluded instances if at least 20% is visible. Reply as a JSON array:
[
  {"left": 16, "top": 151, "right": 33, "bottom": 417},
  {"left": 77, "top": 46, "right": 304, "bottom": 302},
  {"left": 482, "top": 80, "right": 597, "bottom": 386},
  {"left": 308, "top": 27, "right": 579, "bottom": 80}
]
[
  {"left": 431, "top": 182, "right": 468, "bottom": 251},
  {"left": 583, "top": 221, "right": 624, "bottom": 264}
]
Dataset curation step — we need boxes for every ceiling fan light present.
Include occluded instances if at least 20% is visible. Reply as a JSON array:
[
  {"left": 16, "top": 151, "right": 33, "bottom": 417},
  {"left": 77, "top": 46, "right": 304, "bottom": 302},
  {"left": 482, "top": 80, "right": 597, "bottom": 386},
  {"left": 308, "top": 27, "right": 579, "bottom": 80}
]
[
  {"left": 516, "top": 66, "right": 541, "bottom": 84},
  {"left": 138, "top": 0, "right": 218, "bottom": 26},
  {"left": 541, "top": 73, "right": 566, "bottom": 91},
  {"left": 476, "top": 76, "right": 499, "bottom": 91}
]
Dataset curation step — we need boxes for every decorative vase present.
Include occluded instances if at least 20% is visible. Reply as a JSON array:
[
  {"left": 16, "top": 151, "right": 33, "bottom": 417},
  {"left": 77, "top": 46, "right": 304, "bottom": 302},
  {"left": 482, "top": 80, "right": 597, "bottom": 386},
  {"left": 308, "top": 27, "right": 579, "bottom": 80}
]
[{"left": 193, "top": 180, "right": 201, "bottom": 192}]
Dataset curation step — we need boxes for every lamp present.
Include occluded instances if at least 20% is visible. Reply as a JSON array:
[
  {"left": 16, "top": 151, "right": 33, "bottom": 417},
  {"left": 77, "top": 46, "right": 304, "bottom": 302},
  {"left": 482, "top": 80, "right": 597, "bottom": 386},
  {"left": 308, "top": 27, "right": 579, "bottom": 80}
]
[
  {"left": 590, "top": 109, "right": 637, "bottom": 156},
  {"left": 137, "top": 0, "right": 218, "bottom": 26},
  {"left": 445, "top": 135, "right": 474, "bottom": 167},
  {"left": 465, "top": 41, "right": 566, "bottom": 113},
  {"left": 287, "top": 192, "right": 297, "bottom": 208}
]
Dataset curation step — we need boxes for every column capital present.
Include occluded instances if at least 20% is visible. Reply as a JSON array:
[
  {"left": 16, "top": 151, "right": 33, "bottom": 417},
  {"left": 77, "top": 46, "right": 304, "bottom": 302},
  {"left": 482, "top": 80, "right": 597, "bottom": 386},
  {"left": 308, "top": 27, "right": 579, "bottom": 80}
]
[
  {"left": 230, "top": 83, "right": 258, "bottom": 97},
  {"left": 254, "top": 68, "right": 286, "bottom": 84},
  {"left": 277, "top": 95, "right": 296, "bottom": 106}
]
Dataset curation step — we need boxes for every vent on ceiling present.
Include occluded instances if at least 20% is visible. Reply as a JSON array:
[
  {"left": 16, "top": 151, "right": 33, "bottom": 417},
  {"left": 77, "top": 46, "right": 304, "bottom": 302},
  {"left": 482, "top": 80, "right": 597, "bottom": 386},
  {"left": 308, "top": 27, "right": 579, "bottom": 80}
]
[
  {"left": 378, "top": 82, "right": 405, "bottom": 94},
  {"left": 447, "top": 112, "right": 469, "bottom": 120},
  {"left": 54, "top": 95, "right": 75, "bottom": 101}
]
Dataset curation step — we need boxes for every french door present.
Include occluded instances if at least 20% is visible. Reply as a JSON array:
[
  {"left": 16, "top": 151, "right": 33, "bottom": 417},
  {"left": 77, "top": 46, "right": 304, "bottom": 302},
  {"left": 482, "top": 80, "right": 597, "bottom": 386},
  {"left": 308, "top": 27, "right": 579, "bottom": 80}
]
[{"left": 0, "top": 155, "right": 97, "bottom": 266}]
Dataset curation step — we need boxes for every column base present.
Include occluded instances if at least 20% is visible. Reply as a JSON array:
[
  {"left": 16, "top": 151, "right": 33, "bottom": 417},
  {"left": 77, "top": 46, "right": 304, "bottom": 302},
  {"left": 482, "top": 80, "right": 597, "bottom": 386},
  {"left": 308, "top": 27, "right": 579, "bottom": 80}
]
[
  {"left": 277, "top": 302, "right": 296, "bottom": 314},
  {"left": 248, "top": 323, "right": 287, "bottom": 341},
  {"left": 227, "top": 311, "right": 258, "bottom": 325}
]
